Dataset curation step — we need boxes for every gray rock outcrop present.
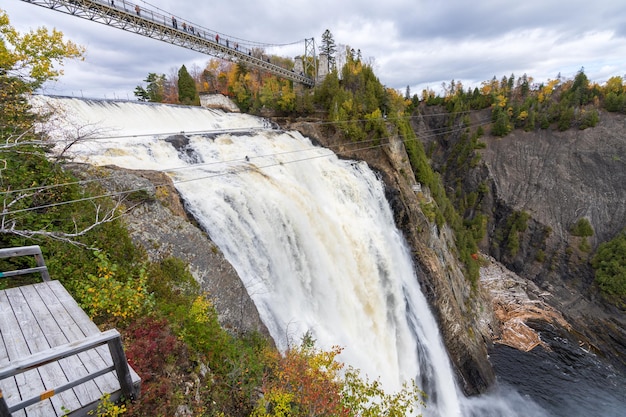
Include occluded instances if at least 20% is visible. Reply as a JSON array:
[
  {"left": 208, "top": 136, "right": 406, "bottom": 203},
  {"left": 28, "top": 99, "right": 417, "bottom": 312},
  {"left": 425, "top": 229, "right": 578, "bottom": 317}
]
[{"left": 66, "top": 164, "right": 269, "bottom": 337}]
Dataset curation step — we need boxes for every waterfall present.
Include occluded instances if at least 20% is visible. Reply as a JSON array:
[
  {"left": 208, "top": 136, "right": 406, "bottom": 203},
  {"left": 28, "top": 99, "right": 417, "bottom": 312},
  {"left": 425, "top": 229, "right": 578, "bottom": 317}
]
[{"left": 34, "top": 96, "right": 547, "bottom": 417}]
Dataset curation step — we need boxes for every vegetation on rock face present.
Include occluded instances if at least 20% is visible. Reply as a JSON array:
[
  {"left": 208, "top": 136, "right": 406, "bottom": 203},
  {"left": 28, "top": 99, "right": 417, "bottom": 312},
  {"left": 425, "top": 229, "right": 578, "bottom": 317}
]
[
  {"left": 570, "top": 218, "right": 594, "bottom": 237},
  {"left": 493, "top": 210, "right": 530, "bottom": 258},
  {"left": 411, "top": 68, "right": 626, "bottom": 304},
  {"left": 592, "top": 229, "right": 626, "bottom": 304}
]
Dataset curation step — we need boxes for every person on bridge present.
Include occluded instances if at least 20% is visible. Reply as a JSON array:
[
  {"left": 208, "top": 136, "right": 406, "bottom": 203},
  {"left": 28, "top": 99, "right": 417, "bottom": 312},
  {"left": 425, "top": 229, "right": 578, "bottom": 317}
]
[
  {"left": 215, "top": 34, "right": 220, "bottom": 43},
  {"left": 172, "top": 16, "right": 177, "bottom": 29},
  {"left": 135, "top": 5, "right": 140, "bottom": 16},
  {"left": 182, "top": 22, "right": 187, "bottom": 31},
  {"left": 110, "top": 0, "right": 115, "bottom": 6}
]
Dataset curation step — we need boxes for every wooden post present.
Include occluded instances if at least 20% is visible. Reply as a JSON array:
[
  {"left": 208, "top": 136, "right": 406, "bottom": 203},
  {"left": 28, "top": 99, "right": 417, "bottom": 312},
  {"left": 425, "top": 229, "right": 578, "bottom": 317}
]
[
  {"left": 107, "top": 337, "right": 136, "bottom": 400},
  {"left": 33, "top": 250, "right": 51, "bottom": 281},
  {"left": 0, "top": 390, "right": 11, "bottom": 417}
]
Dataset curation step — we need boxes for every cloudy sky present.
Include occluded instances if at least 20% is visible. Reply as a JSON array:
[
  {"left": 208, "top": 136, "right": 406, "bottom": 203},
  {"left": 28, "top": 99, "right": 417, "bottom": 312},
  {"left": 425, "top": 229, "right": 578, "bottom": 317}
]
[{"left": 3, "top": 0, "right": 626, "bottom": 99}]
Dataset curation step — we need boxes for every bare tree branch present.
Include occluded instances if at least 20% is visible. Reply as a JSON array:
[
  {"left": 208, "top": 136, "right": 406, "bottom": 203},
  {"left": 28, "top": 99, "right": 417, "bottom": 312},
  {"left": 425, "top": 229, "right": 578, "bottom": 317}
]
[
  {"left": 0, "top": 97, "right": 129, "bottom": 249},
  {"left": 0, "top": 193, "right": 128, "bottom": 249}
]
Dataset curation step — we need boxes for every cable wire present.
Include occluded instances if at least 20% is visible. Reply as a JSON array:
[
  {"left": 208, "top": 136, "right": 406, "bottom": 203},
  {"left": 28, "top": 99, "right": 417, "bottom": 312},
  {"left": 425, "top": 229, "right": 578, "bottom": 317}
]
[
  {"left": 1, "top": 114, "right": 492, "bottom": 216},
  {"left": 1, "top": 111, "right": 491, "bottom": 197}
]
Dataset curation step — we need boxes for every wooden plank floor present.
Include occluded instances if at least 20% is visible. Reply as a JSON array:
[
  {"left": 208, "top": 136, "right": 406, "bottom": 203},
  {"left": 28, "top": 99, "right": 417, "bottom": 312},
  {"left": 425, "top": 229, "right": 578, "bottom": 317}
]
[{"left": 0, "top": 281, "right": 140, "bottom": 417}]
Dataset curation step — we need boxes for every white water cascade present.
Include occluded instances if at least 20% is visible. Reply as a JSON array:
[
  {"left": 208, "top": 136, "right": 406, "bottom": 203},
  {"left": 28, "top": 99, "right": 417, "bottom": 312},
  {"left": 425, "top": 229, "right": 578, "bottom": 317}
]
[{"left": 34, "top": 96, "right": 547, "bottom": 417}]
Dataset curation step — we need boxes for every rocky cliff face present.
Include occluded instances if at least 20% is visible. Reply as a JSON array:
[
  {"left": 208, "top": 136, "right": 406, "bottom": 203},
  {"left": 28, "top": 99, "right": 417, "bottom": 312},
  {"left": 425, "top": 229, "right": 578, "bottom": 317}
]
[
  {"left": 481, "top": 113, "right": 626, "bottom": 246},
  {"left": 479, "top": 114, "right": 626, "bottom": 372},
  {"left": 412, "top": 106, "right": 626, "bottom": 374}
]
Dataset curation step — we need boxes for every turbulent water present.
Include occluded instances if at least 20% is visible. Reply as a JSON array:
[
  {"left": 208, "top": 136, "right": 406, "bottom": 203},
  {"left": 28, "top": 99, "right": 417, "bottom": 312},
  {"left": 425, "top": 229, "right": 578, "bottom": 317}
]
[{"left": 34, "top": 95, "right": 619, "bottom": 417}]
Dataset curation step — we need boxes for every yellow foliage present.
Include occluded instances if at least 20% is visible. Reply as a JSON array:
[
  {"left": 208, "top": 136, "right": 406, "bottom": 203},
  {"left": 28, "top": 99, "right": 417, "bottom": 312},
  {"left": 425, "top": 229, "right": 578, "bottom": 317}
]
[
  {"left": 421, "top": 88, "right": 436, "bottom": 101},
  {"left": 189, "top": 295, "right": 213, "bottom": 324},
  {"left": 539, "top": 79, "right": 560, "bottom": 103},
  {"left": 76, "top": 251, "right": 153, "bottom": 324},
  {"left": 342, "top": 98, "right": 354, "bottom": 112},
  {"left": 252, "top": 389, "right": 295, "bottom": 417},
  {"left": 88, "top": 393, "right": 126, "bottom": 417},
  {"left": 386, "top": 87, "right": 407, "bottom": 115},
  {"left": 604, "top": 76, "right": 624, "bottom": 95},
  {"left": 517, "top": 110, "right": 529, "bottom": 121},
  {"left": 1, "top": 8, "right": 84, "bottom": 88},
  {"left": 494, "top": 94, "right": 507, "bottom": 108}
]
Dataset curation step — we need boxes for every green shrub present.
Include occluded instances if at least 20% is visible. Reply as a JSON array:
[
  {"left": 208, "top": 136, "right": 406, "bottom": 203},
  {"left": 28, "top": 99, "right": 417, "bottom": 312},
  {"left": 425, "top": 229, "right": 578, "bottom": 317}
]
[
  {"left": 535, "top": 249, "right": 546, "bottom": 262},
  {"left": 74, "top": 251, "right": 154, "bottom": 324},
  {"left": 592, "top": 229, "right": 626, "bottom": 300},
  {"left": 571, "top": 218, "right": 594, "bottom": 237},
  {"left": 579, "top": 238, "right": 592, "bottom": 253}
]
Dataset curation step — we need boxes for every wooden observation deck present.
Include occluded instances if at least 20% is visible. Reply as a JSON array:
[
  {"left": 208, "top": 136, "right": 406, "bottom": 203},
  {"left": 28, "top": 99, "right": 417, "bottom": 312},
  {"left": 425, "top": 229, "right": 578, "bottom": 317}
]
[{"left": 0, "top": 246, "right": 140, "bottom": 416}]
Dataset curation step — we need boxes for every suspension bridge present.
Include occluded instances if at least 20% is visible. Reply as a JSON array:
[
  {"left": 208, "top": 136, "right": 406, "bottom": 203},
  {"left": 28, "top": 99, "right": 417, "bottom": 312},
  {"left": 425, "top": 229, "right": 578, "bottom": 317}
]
[{"left": 19, "top": 0, "right": 318, "bottom": 86}]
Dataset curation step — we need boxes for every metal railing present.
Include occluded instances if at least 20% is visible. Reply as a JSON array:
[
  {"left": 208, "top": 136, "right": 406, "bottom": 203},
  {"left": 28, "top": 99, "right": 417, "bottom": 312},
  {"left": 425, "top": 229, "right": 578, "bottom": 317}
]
[{"left": 20, "top": 0, "right": 316, "bottom": 86}]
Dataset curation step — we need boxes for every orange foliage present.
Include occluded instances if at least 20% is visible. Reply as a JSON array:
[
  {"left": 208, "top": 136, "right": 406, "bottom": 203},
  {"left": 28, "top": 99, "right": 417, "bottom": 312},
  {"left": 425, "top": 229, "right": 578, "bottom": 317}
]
[{"left": 257, "top": 343, "right": 350, "bottom": 417}]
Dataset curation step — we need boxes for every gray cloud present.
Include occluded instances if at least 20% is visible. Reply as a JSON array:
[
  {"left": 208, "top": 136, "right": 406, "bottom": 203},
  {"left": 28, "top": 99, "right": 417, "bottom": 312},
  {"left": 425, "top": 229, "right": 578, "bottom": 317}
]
[{"left": 3, "top": 0, "right": 626, "bottom": 99}]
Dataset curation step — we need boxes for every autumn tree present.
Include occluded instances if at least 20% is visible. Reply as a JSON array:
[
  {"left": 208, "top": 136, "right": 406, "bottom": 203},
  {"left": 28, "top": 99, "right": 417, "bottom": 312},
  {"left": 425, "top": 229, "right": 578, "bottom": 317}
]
[
  {"left": 0, "top": 10, "right": 134, "bottom": 249},
  {"left": 603, "top": 76, "right": 626, "bottom": 113},
  {"left": 177, "top": 64, "right": 200, "bottom": 106},
  {"left": 253, "top": 334, "right": 424, "bottom": 417},
  {"left": 0, "top": 8, "right": 84, "bottom": 133},
  {"left": 227, "top": 63, "right": 255, "bottom": 112},
  {"left": 259, "top": 76, "right": 295, "bottom": 113},
  {"left": 200, "top": 58, "right": 233, "bottom": 94}
]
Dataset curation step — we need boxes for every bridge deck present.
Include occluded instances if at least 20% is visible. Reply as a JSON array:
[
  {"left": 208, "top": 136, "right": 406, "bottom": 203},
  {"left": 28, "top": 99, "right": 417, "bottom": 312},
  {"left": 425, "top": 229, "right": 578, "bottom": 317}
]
[
  {"left": 0, "top": 280, "right": 140, "bottom": 417},
  {"left": 21, "top": 0, "right": 316, "bottom": 86}
]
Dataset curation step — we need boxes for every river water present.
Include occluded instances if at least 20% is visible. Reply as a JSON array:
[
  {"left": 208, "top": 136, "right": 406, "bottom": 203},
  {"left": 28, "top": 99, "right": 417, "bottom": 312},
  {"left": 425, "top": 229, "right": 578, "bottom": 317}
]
[{"left": 489, "top": 322, "right": 625, "bottom": 417}]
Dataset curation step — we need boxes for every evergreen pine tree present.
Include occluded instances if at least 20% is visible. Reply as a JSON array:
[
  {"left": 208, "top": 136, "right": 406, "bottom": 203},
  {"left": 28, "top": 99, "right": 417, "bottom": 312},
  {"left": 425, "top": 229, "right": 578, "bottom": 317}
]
[
  {"left": 133, "top": 85, "right": 149, "bottom": 101},
  {"left": 177, "top": 65, "right": 200, "bottom": 106},
  {"left": 134, "top": 73, "right": 165, "bottom": 102},
  {"left": 320, "top": 29, "right": 337, "bottom": 71},
  {"left": 145, "top": 73, "right": 166, "bottom": 102}
]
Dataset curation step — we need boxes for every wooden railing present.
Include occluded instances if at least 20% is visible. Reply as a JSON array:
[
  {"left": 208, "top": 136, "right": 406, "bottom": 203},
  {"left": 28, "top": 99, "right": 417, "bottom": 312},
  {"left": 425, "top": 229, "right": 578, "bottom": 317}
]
[
  {"left": 0, "top": 330, "right": 136, "bottom": 416},
  {"left": 0, "top": 245, "right": 51, "bottom": 281}
]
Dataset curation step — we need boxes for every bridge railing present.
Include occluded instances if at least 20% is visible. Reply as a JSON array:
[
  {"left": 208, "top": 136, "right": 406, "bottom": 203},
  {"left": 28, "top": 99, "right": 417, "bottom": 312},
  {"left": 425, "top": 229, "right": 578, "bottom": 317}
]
[
  {"left": 23, "top": 0, "right": 315, "bottom": 85},
  {"left": 101, "top": 0, "right": 256, "bottom": 56}
]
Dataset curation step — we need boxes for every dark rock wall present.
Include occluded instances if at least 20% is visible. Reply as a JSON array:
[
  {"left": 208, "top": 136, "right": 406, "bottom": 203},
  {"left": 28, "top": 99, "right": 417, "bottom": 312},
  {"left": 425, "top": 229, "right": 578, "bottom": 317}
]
[{"left": 413, "top": 107, "right": 626, "bottom": 373}]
